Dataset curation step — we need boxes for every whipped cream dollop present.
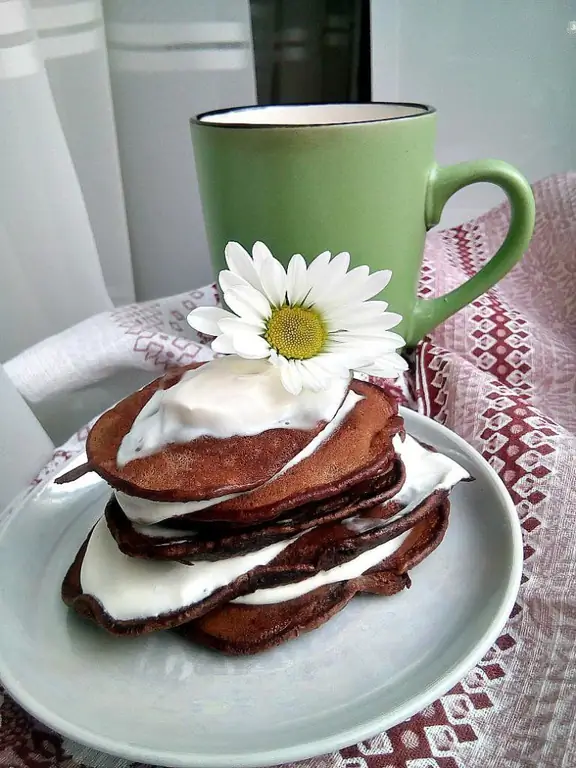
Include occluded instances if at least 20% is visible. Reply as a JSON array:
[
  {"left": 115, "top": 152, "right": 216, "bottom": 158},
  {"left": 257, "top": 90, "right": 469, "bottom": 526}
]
[
  {"left": 116, "top": 389, "right": 363, "bottom": 525},
  {"left": 117, "top": 356, "right": 349, "bottom": 467},
  {"left": 80, "top": 518, "right": 298, "bottom": 621}
]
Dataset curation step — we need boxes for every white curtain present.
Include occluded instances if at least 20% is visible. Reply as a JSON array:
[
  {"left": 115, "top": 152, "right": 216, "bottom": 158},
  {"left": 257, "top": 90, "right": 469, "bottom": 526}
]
[
  {"left": 0, "top": 0, "right": 256, "bottom": 362},
  {"left": 0, "top": 0, "right": 116, "bottom": 361}
]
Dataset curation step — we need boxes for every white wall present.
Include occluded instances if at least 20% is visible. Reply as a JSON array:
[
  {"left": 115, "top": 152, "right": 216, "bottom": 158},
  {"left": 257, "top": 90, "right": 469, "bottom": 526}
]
[{"left": 371, "top": 0, "right": 576, "bottom": 227}]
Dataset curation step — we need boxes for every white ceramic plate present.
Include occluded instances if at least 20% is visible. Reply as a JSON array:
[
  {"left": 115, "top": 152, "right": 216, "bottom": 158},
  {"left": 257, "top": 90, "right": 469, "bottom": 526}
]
[{"left": 0, "top": 409, "right": 522, "bottom": 768}]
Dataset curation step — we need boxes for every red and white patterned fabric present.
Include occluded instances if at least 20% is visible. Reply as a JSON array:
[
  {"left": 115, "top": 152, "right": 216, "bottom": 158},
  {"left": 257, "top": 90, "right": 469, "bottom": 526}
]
[{"left": 2, "top": 173, "right": 575, "bottom": 768}]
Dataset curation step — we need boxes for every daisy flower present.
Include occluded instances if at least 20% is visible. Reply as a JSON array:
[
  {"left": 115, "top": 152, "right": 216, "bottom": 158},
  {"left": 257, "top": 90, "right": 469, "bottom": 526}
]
[{"left": 188, "top": 241, "right": 407, "bottom": 395}]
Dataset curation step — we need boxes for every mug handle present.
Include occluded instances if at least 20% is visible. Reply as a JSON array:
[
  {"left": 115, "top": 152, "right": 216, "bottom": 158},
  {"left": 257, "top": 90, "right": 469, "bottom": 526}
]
[{"left": 406, "top": 159, "right": 535, "bottom": 347}]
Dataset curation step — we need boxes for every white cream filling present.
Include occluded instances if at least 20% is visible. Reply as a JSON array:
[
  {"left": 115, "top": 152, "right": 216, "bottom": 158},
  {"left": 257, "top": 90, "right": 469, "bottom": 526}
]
[
  {"left": 81, "top": 434, "right": 469, "bottom": 619},
  {"left": 234, "top": 434, "right": 469, "bottom": 604},
  {"left": 115, "top": 490, "right": 241, "bottom": 526},
  {"left": 233, "top": 530, "right": 412, "bottom": 605},
  {"left": 117, "top": 356, "right": 349, "bottom": 467},
  {"left": 390, "top": 434, "right": 469, "bottom": 513},
  {"left": 132, "top": 522, "right": 194, "bottom": 541},
  {"left": 80, "top": 518, "right": 298, "bottom": 621},
  {"left": 116, "top": 390, "right": 363, "bottom": 525}
]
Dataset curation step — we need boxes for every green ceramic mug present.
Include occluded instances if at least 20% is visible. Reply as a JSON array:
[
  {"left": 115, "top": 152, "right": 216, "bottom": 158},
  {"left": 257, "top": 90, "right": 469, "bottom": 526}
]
[{"left": 191, "top": 103, "right": 535, "bottom": 346}]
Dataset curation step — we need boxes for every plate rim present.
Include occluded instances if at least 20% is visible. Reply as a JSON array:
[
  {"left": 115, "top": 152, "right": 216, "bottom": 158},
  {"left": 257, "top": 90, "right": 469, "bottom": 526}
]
[{"left": 0, "top": 408, "right": 523, "bottom": 768}]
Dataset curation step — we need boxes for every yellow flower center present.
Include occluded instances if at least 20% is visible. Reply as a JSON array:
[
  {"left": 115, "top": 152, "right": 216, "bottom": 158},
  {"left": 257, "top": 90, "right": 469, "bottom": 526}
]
[{"left": 265, "top": 305, "right": 327, "bottom": 360}]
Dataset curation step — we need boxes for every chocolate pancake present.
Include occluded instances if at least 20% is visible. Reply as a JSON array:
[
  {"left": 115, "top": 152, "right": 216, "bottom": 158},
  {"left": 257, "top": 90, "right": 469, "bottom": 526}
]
[
  {"left": 180, "top": 498, "right": 450, "bottom": 655},
  {"left": 62, "top": 490, "right": 446, "bottom": 637},
  {"left": 105, "top": 458, "right": 405, "bottom": 560},
  {"left": 181, "top": 572, "right": 410, "bottom": 656},
  {"left": 57, "top": 363, "right": 346, "bottom": 502},
  {"left": 57, "top": 368, "right": 400, "bottom": 517}
]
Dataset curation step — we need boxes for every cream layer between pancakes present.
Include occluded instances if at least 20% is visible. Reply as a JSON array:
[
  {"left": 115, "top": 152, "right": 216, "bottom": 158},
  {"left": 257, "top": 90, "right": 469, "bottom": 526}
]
[
  {"left": 117, "top": 357, "right": 350, "bottom": 467},
  {"left": 80, "top": 435, "right": 469, "bottom": 620},
  {"left": 115, "top": 389, "right": 363, "bottom": 525},
  {"left": 233, "top": 529, "right": 413, "bottom": 605},
  {"left": 80, "top": 520, "right": 299, "bottom": 621},
  {"left": 232, "top": 433, "right": 470, "bottom": 604}
]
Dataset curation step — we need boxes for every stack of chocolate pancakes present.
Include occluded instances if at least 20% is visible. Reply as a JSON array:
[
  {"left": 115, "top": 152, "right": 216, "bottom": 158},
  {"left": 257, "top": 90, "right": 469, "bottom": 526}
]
[{"left": 60, "top": 357, "right": 469, "bottom": 655}]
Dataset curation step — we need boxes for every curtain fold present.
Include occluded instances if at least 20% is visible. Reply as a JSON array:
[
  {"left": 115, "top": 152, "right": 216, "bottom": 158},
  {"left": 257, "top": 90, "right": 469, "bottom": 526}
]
[
  {"left": 32, "top": 0, "right": 135, "bottom": 306},
  {"left": 0, "top": 0, "right": 124, "bottom": 360}
]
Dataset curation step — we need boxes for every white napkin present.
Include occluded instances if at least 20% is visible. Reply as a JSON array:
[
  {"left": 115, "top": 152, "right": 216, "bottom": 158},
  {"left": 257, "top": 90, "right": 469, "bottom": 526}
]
[{"left": 5, "top": 288, "right": 217, "bottom": 405}]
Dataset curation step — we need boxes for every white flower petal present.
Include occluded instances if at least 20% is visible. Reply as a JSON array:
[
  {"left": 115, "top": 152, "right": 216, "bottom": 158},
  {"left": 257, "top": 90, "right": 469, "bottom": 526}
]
[
  {"left": 326, "top": 333, "right": 401, "bottom": 365},
  {"left": 340, "top": 264, "right": 370, "bottom": 289},
  {"left": 341, "top": 318, "right": 397, "bottom": 336},
  {"left": 279, "top": 359, "right": 303, "bottom": 395},
  {"left": 331, "top": 339, "right": 405, "bottom": 371},
  {"left": 187, "top": 306, "right": 234, "bottom": 336},
  {"left": 252, "top": 241, "right": 274, "bottom": 272},
  {"left": 344, "top": 312, "right": 403, "bottom": 333},
  {"left": 326, "top": 301, "right": 392, "bottom": 329},
  {"left": 313, "top": 352, "right": 351, "bottom": 378},
  {"left": 292, "top": 360, "right": 314, "bottom": 391},
  {"left": 312, "top": 284, "right": 353, "bottom": 319},
  {"left": 224, "top": 242, "right": 262, "bottom": 290},
  {"left": 353, "top": 269, "right": 392, "bottom": 302},
  {"left": 331, "top": 350, "right": 377, "bottom": 370},
  {"left": 300, "top": 251, "right": 333, "bottom": 307},
  {"left": 298, "top": 359, "right": 330, "bottom": 391},
  {"left": 224, "top": 285, "right": 272, "bottom": 323},
  {"left": 358, "top": 353, "right": 408, "bottom": 378},
  {"left": 322, "top": 268, "right": 391, "bottom": 310},
  {"left": 305, "top": 252, "right": 353, "bottom": 308},
  {"left": 218, "top": 317, "right": 265, "bottom": 336},
  {"left": 211, "top": 334, "right": 236, "bottom": 354},
  {"left": 232, "top": 332, "right": 271, "bottom": 360},
  {"left": 286, "top": 254, "right": 309, "bottom": 305},
  {"left": 329, "top": 251, "right": 351, "bottom": 276},
  {"left": 331, "top": 330, "right": 405, "bottom": 350},
  {"left": 319, "top": 265, "right": 371, "bottom": 310},
  {"left": 305, "top": 250, "right": 331, "bottom": 288},
  {"left": 268, "top": 348, "right": 283, "bottom": 367},
  {"left": 219, "top": 269, "right": 250, "bottom": 293},
  {"left": 259, "top": 254, "right": 287, "bottom": 307}
]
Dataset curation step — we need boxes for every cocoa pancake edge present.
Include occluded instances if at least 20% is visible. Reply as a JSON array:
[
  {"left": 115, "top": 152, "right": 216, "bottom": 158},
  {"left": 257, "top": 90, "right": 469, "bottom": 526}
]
[
  {"left": 62, "top": 490, "right": 446, "bottom": 636},
  {"left": 105, "top": 458, "right": 406, "bottom": 560},
  {"left": 61, "top": 528, "right": 259, "bottom": 636},
  {"left": 180, "top": 573, "right": 410, "bottom": 656},
  {"left": 83, "top": 362, "right": 344, "bottom": 502},
  {"left": 178, "top": 497, "right": 450, "bottom": 655}
]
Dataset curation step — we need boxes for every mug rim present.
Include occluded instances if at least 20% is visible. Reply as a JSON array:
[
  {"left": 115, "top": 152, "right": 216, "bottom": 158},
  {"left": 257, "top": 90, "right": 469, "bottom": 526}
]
[{"left": 193, "top": 102, "right": 436, "bottom": 129}]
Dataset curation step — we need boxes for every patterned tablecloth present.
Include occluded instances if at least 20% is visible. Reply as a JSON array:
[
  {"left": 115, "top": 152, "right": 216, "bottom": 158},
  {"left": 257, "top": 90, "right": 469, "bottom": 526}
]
[{"left": 2, "top": 174, "right": 575, "bottom": 768}]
